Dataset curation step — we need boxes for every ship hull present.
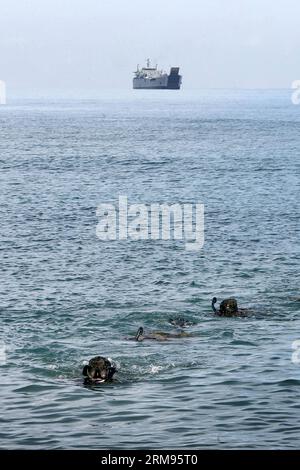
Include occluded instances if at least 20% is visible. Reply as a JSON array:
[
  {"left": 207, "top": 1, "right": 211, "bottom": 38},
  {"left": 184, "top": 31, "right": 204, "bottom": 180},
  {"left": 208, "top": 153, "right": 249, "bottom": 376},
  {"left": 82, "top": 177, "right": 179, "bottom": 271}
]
[
  {"left": 133, "top": 74, "right": 169, "bottom": 89},
  {"left": 133, "top": 83, "right": 175, "bottom": 89}
]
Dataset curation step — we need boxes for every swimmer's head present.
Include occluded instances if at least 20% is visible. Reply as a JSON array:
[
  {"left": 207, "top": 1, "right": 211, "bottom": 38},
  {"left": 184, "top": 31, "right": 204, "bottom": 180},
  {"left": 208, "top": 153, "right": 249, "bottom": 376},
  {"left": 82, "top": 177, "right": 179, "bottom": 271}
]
[
  {"left": 219, "top": 298, "right": 238, "bottom": 316},
  {"left": 82, "top": 356, "right": 116, "bottom": 384}
]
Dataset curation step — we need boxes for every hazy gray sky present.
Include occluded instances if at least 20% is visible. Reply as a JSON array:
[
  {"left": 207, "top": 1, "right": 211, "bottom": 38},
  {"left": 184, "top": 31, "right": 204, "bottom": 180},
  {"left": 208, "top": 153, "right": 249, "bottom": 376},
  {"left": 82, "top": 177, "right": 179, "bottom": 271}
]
[{"left": 0, "top": 0, "right": 299, "bottom": 94}]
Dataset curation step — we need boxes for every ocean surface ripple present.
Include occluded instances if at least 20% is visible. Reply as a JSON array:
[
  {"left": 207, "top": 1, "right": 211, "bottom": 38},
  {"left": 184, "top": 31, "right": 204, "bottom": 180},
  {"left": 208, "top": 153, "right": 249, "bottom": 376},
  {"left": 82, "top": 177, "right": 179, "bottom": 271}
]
[{"left": 0, "top": 90, "right": 299, "bottom": 449}]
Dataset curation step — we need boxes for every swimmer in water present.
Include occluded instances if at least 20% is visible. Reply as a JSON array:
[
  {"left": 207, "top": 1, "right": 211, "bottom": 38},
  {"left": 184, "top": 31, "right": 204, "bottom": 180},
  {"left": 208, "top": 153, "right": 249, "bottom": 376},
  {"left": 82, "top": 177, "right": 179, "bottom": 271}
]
[
  {"left": 211, "top": 297, "right": 249, "bottom": 317},
  {"left": 82, "top": 356, "right": 117, "bottom": 385},
  {"left": 129, "top": 326, "right": 191, "bottom": 342}
]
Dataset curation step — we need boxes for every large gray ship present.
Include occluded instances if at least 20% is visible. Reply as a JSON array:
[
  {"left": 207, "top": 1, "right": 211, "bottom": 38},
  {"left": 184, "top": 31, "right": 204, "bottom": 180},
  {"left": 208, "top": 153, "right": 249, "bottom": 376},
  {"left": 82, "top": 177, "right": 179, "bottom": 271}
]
[{"left": 133, "top": 60, "right": 182, "bottom": 90}]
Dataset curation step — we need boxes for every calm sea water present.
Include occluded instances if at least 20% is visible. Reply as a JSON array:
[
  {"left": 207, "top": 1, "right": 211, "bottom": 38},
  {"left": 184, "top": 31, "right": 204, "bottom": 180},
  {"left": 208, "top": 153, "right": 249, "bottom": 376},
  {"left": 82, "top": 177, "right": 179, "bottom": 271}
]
[{"left": 0, "top": 90, "right": 299, "bottom": 449}]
